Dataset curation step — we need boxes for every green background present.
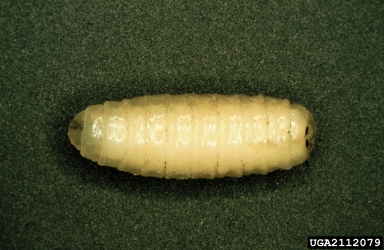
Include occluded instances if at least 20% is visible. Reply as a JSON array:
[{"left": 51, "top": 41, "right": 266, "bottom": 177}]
[{"left": 1, "top": 0, "right": 383, "bottom": 249}]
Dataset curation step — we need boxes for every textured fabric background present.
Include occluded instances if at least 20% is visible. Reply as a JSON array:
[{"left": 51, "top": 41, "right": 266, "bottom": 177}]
[{"left": 1, "top": 0, "right": 383, "bottom": 249}]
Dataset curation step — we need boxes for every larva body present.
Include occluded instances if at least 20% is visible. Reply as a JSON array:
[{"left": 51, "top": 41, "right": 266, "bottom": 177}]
[{"left": 68, "top": 94, "right": 316, "bottom": 179}]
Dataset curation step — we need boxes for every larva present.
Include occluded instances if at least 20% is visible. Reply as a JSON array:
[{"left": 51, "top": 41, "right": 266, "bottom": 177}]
[{"left": 68, "top": 94, "right": 316, "bottom": 179}]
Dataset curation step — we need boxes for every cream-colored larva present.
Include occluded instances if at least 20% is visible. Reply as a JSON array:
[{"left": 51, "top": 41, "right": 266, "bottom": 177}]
[{"left": 68, "top": 94, "right": 316, "bottom": 179}]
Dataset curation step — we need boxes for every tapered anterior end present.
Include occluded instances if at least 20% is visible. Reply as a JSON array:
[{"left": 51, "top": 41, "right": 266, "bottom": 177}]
[
  {"left": 305, "top": 112, "right": 316, "bottom": 153},
  {"left": 68, "top": 110, "right": 85, "bottom": 151}
]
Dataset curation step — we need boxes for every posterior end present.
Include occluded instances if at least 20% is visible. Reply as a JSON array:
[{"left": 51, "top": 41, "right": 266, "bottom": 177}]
[
  {"left": 305, "top": 112, "right": 316, "bottom": 153},
  {"left": 68, "top": 110, "right": 85, "bottom": 151}
]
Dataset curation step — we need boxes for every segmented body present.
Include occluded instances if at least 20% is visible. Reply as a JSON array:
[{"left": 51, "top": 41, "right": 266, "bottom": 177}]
[{"left": 68, "top": 94, "right": 316, "bottom": 179}]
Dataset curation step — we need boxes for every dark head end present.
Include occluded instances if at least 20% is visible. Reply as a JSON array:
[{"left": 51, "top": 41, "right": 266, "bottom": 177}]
[{"left": 68, "top": 110, "right": 85, "bottom": 151}]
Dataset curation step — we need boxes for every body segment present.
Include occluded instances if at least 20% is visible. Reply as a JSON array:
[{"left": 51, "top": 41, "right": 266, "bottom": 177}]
[{"left": 68, "top": 94, "right": 316, "bottom": 179}]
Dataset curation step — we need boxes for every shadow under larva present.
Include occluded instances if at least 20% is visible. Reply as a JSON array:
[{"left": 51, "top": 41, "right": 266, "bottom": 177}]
[{"left": 68, "top": 94, "right": 316, "bottom": 179}]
